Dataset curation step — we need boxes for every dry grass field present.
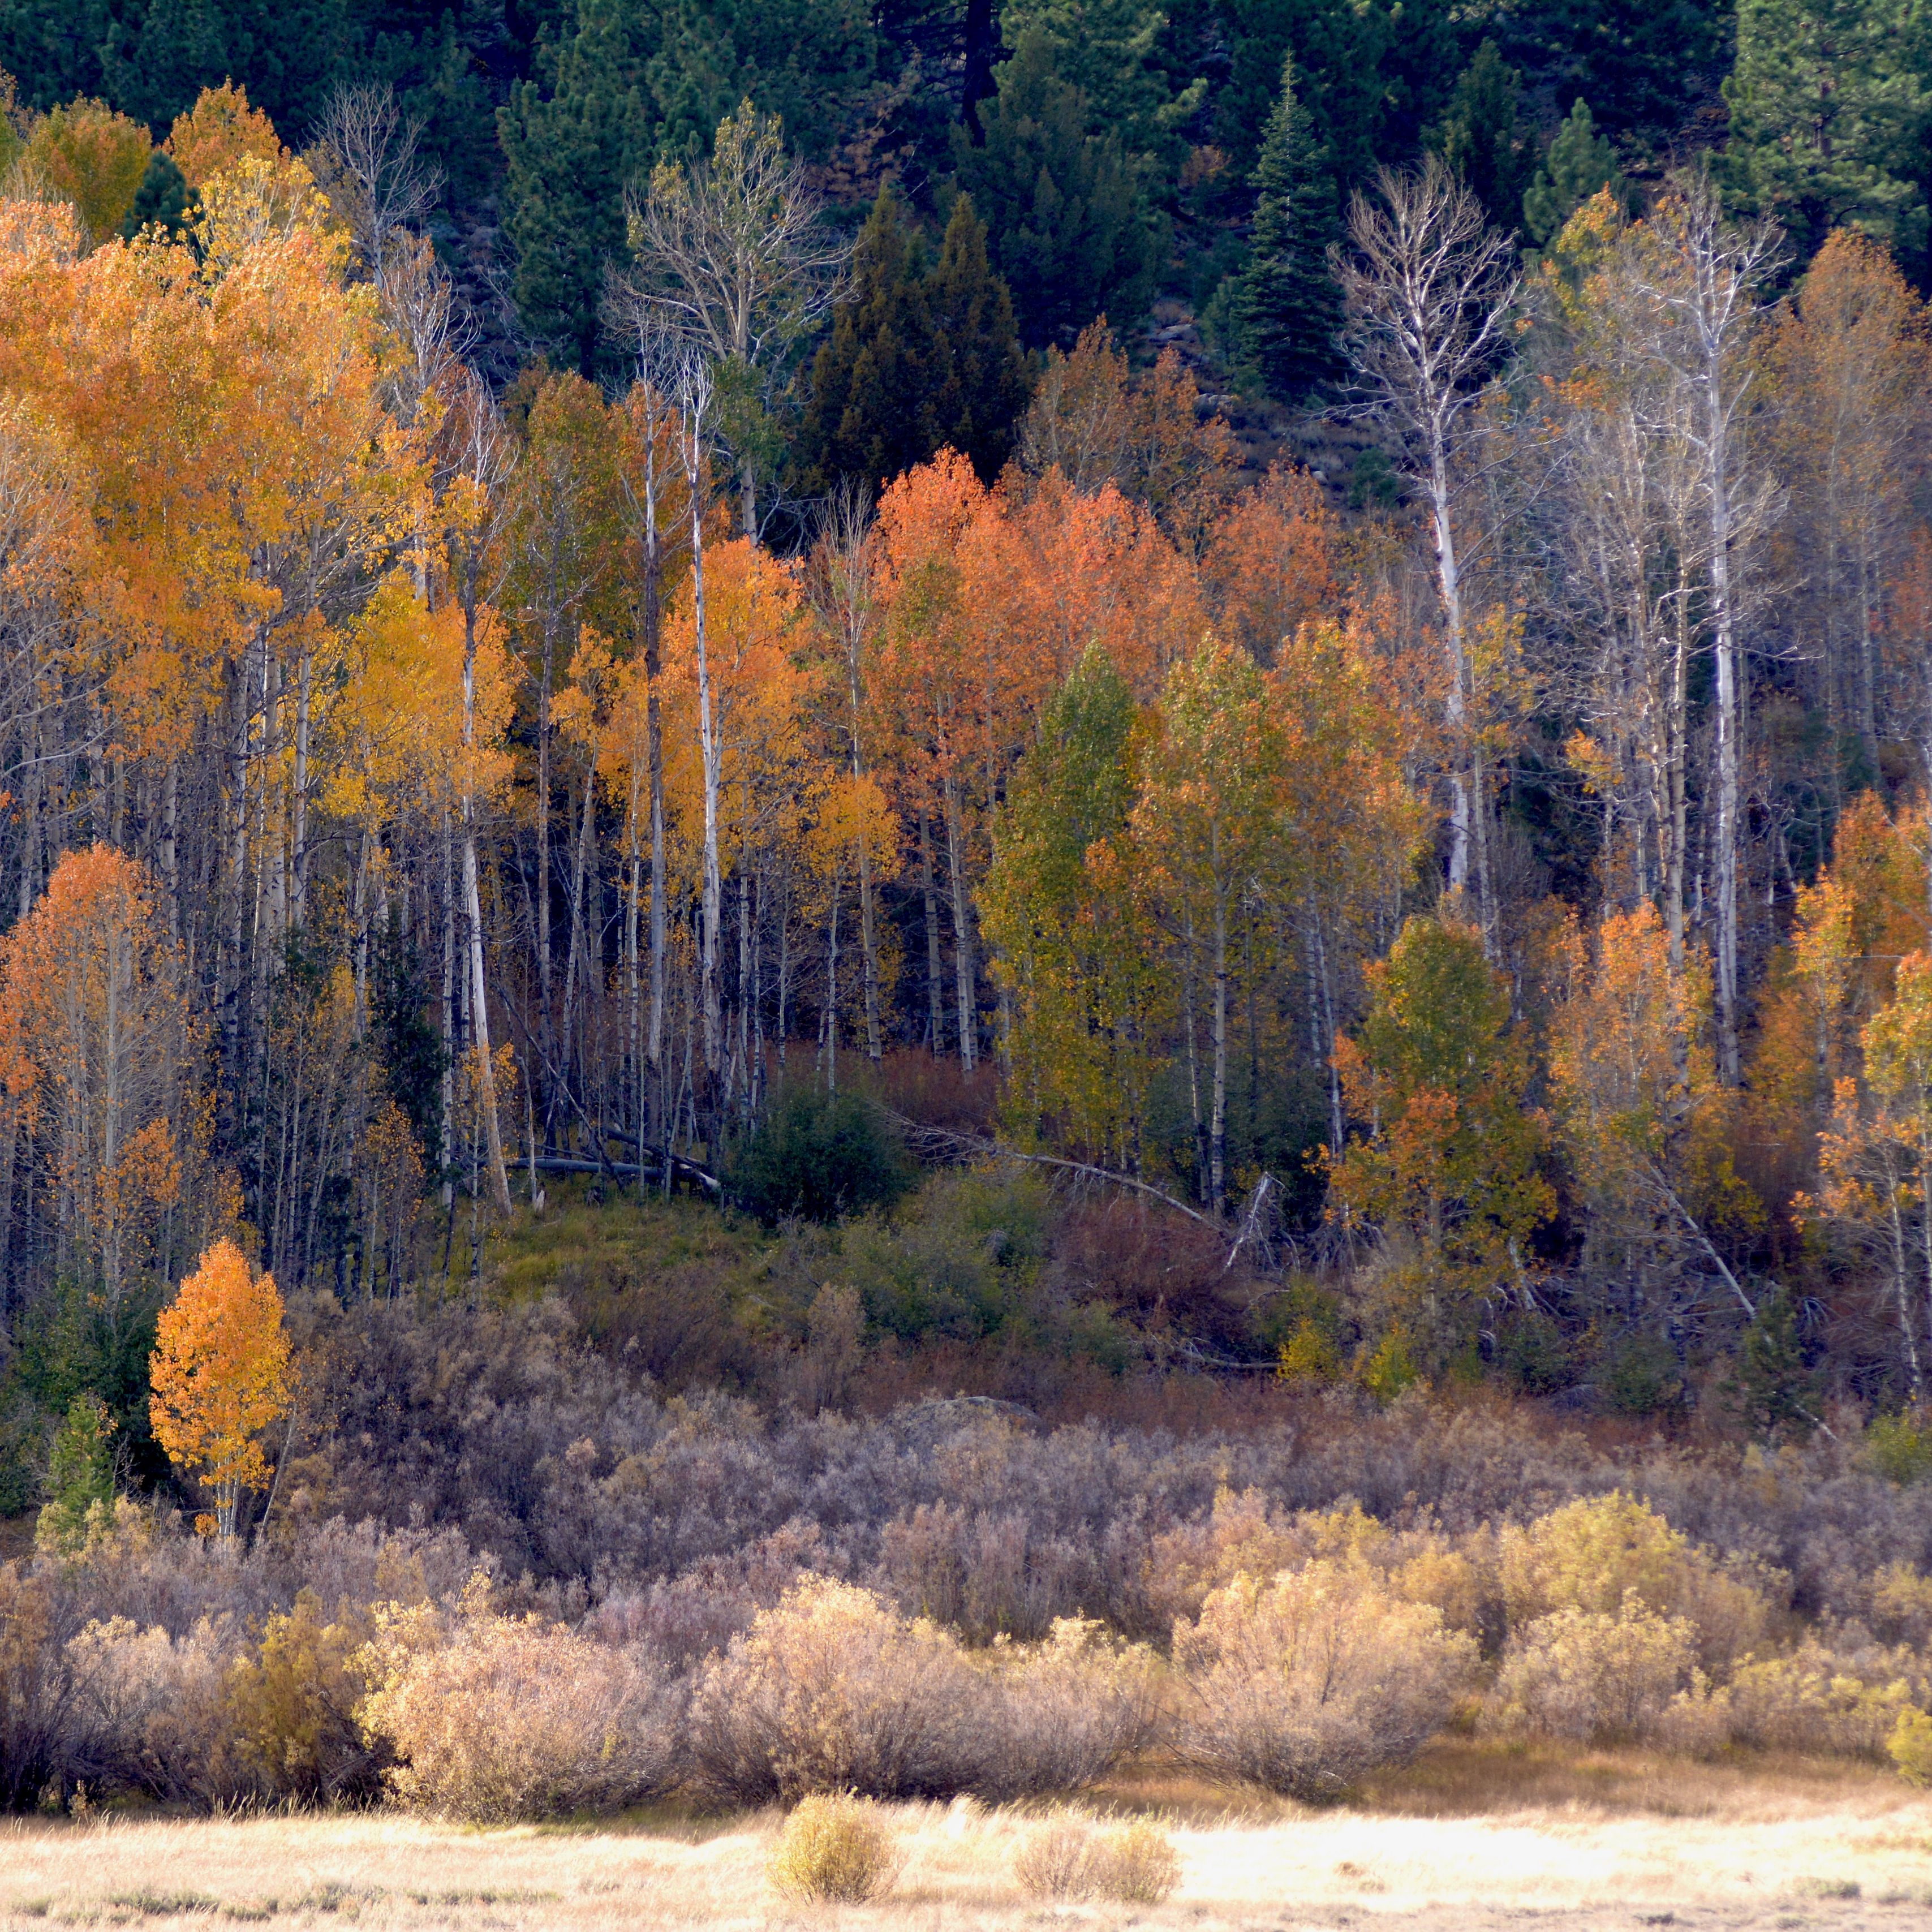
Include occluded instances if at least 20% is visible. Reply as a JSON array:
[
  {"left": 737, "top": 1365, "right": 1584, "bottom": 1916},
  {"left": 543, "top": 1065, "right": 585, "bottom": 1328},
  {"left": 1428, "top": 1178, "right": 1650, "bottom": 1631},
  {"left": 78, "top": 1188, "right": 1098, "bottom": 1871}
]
[{"left": 7, "top": 1746, "right": 1931, "bottom": 1932}]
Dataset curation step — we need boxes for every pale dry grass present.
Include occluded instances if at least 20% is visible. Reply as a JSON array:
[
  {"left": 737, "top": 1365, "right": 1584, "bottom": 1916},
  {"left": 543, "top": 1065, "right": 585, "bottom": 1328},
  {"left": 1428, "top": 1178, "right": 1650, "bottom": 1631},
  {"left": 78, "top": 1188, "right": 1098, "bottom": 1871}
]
[{"left": 3, "top": 1750, "right": 1930, "bottom": 1930}]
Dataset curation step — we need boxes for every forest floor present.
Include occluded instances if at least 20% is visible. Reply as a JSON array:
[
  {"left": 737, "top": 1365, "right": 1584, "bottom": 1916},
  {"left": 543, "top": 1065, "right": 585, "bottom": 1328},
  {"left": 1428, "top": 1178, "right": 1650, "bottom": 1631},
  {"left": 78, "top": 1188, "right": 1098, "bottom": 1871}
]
[{"left": 11, "top": 1744, "right": 1931, "bottom": 1931}]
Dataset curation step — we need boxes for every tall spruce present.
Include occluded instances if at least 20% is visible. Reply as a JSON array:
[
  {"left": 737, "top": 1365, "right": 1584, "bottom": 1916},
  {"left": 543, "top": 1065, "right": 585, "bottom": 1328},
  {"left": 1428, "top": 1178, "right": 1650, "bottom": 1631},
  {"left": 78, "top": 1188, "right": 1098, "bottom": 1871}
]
[
  {"left": 923, "top": 194, "right": 1031, "bottom": 480},
  {"left": 949, "top": 24, "right": 1159, "bottom": 348},
  {"left": 1238, "top": 54, "right": 1340, "bottom": 397}
]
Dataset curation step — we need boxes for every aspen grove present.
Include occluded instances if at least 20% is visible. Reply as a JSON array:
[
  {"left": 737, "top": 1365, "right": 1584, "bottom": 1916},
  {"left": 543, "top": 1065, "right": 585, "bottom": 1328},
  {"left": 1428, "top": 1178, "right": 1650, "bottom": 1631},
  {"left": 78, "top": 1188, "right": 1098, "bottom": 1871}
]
[{"left": 1, "top": 74, "right": 1931, "bottom": 1451}]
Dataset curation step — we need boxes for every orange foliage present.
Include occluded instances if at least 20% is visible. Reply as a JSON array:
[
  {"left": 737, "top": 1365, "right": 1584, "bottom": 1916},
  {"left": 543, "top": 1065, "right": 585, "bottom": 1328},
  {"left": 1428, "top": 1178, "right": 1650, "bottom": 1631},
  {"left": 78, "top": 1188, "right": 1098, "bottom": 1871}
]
[{"left": 150, "top": 1237, "right": 292, "bottom": 1537}]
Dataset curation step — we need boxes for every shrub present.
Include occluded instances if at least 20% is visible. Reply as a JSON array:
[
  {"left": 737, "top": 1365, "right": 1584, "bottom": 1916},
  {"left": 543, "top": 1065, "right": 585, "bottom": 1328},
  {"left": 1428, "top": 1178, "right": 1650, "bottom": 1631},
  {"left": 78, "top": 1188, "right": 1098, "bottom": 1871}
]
[
  {"left": 1089, "top": 1819, "right": 1180, "bottom": 1903},
  {"left": 1172, "top": 1562, "right": 1475, "bottom": 1798},
  {"left": 1723, "top": 1643, "right": 1919, "bottom": 1757},
  {"left": 1498, "top": 1492, "right": 1769, "bottom": 1672},
  {"left": 1867, "top": 1411, "right": 1932, "bottom": 1485},
  {"left": 727, "top": 1086, "right": 914, "bottom": 1224},
  {"left": 974, "top": 1617, "right": 1156, "bottom": 1796},
  {"left": 226, "top": 1591, "right": 384, "bottom": 1802},
  {"left": 686, "top": 1576, "right": 985, "bottom": 1801},
  {"left": 356, "top": 1604, "right": 677, "bottom": 1821},
  {"left": 1014, "top": 1815, "right": 1178, "bottom": 1904},
  {"left": 0, "top": 1562, "right": 86, "bottom": 1808},
  {"left": 66, "top": 1614, "right": 240, "bottom": 1802},
  {"left": 1489, "top": 1593, "right": 1702, "bottom": 1743},
  {"left": 1888, "top": 1707, "right": 1932, "bottom": 1784},
  {"left": 767, "top": 1793, "right": 901, "bottom": 1902},
  {"left": 1016, "top": 1816, "right": 1098, "bottom": 1899}
]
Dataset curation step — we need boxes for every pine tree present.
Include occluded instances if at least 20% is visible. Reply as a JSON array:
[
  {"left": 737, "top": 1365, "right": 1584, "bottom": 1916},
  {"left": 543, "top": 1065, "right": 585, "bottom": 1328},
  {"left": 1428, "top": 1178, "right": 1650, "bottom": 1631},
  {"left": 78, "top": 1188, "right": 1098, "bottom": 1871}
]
[
  {"left": 949, "top": 24, "right": 1159, "bottom": 348},
  {"left": 794, "top": 184, "right": 940, "bottom": 497},
  {"left": 1721, "top": 0, "right": 1931, "bottom": 275},
  {"left": 1433, "top": 40, "right": 1531, "bottom": 232},
  {"left": 796, "top": 189, "right": 1029, "bottom": 496},
  {"left": 923, "top": 194, "right": 1030, "bottom": 481},
  {"left": 1522, "top": 98, "right": 1624, "bottom": 246},
  {"left": 1237, "top": 54, "right": 1341, "bottom": 397}
]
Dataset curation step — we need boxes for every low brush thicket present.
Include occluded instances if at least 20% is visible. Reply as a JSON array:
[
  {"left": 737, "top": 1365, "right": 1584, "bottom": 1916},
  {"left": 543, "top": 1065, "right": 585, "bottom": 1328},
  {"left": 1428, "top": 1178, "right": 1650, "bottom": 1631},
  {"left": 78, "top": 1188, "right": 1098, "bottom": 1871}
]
[{"left": 11, "top": 1292, "right": 1932, "bottom": 1817}]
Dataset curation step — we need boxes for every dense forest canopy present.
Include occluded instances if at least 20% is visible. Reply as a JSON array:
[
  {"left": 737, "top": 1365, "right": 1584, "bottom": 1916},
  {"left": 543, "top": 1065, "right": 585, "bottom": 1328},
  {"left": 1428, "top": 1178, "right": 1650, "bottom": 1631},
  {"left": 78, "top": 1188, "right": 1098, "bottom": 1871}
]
[{"left": 0, "top": 0, "right": 1929, "bottom": 1533}]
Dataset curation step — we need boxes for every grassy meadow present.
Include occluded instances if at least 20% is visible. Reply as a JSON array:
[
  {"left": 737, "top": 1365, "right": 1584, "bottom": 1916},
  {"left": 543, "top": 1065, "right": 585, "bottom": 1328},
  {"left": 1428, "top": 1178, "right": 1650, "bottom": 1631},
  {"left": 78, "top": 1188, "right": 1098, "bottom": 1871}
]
[{"left": 12, "top": 1748, "right": 1932, "bottom": 1931}]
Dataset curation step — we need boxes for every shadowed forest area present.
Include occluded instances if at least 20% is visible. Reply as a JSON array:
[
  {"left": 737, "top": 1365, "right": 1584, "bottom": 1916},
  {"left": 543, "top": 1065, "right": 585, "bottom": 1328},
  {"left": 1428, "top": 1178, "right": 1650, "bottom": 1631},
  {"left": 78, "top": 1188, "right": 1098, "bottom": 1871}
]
[{"left": 2, "top": 0, "right": 1932, "bottom": 1846}]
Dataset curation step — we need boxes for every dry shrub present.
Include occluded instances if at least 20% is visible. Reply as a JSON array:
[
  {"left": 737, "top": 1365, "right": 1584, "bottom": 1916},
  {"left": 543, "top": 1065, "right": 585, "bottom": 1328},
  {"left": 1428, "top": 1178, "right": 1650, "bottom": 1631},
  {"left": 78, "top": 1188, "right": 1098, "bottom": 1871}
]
[
  {"left": 1488, "top": 1591, "right": 1702, "bottom": 1742},
  {"left": 687, "top": 1576, "right": 987, "bottom": 1801},
  {"left": 1090, "top": 1819, "right": 1180, "bottom": 1903},
  {"left": 0, "top": 1563, "right": 88, "bottom": 1808},
  {"left": 767, "top": 1792, "right": 901, "bottom": 1902},
  {"left": 1499, "top": 1493, "right": 1770, "bottom": 1673},
  {"left": 1015, "top": 1815, "right": 1098, "bottom": 1899},
  {"left": 1865, "top": 1562, "right": 1932, "bottom": 1648},
  {"left": 1014, "top": 1815, "right": 1178, "bottom": 1904},
  {"left": 66, "top": 1614, "right": 240, "bottom": 1802},
  {"left": 227, "top": 1591, "right": 385, "bottom": 1802},
  {"left": 974, "top": 1617, "right": 1156, "bottom": 1797},
  {"left": 1172, "top": 1561, "right": 1475, "bottom": 1798},
  {"left": 356, "top": 1601, "right": 676, "bottom": 1821}
]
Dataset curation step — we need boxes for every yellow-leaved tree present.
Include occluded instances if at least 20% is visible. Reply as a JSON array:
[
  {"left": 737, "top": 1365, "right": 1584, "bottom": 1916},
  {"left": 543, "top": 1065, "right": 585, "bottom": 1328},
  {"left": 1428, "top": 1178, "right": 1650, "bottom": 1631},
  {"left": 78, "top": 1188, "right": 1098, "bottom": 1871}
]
[{"left": 149, "top": 1238, "right": 292, "bottom": 1538}]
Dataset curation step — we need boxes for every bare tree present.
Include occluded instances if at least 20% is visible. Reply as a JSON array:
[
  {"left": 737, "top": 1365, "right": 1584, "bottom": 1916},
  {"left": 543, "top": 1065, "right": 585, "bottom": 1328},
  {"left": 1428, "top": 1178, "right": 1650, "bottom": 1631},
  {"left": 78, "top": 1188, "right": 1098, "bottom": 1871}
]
[
  {"left": 625, "top": 101, "right": 849, "bottom": 540},
  {"left": 1625, "top": 178, "right": 1782, "bottom": 1085},
  {"left": 436, "top": 368, "right": 517, "bottom": 1216},
  {"left": 1338, "top": 158, "right": 1517, "bottom": 931},
  {"left": 310, "top": 83, "right": 444, "bottom": 289}
]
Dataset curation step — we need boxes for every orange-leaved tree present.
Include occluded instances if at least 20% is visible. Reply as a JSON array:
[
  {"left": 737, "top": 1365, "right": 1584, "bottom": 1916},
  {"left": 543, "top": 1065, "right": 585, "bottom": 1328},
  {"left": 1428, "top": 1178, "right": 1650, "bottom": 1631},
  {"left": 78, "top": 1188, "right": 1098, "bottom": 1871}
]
[
  {"left": 0, "top": 845, "right": 197, "bottom": 1315},
  {"left": 149, "top": 1237, "right": 292, "bottom": 1538}
]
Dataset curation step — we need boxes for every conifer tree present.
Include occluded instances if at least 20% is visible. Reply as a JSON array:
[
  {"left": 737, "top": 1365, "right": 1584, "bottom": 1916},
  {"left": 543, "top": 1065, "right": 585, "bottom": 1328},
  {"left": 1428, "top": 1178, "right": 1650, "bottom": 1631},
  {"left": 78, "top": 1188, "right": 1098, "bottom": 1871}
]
[
  {"left": 949, "top": 25, "right": 1159, "bottom": 348},
  {"left": 797, "top": 189, "right": 1028, "bottom": 497},
  {"left": 1721, "top": 0, "right": 1931, "bottom": 273},
  {"left": 794, "top": 184, "right": 939, "bottom": 499},
  {"left": 922, "top": 194, "right": 1030, "bottom": 480},
  {"left": 1522, "top": 98, "right": 1624, "bottom": 246},
  {"left": 1432, "top": 40, "right": 1531, "bottom": 232},
  {"left": 1237, "top": 54, "right": 1341, "bottom": 397}
]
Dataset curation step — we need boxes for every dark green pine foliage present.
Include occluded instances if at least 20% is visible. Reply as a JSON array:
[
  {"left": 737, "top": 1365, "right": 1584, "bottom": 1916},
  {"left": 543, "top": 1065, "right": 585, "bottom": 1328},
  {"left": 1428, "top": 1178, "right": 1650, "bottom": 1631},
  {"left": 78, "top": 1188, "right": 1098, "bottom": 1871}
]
[
  {"left": 1237, "top": 54, "right": 1340, "bottom": 398},
  {"left": 1488, "top": 0, "right": 1726, "bottom": 143},
  {"left": 796, "top": 186, "right": 942, "bottom": 496},
  {"left": 797, "top": 188, "right": 1027, "bottom": 496},
  {"left": 949, "top": 23, "right": 1159, "bottom": 349},
  {"left": 1432, "top": 39, "right": 1530, "bottom": 231},
  {"left": 1522, "top": 97, "right": 1624, "bottom": 246},
  {"left": 498, "top": 0, "right": 659, "bottom": 373},
  {"left": 921, "top": 194, "right": 1031, "bottom": 481},
  {"left": 1720, "top": 0, "right": 1930, "bottom": 275},
  {"left": 122, "top": 148, "right": 192, "bottom": 236}
]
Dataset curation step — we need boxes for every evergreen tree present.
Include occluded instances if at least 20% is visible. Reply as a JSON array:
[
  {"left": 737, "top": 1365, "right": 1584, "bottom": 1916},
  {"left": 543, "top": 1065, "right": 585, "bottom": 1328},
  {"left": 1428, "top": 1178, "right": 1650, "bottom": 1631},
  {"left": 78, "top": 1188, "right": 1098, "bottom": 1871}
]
[
  {"left": 1432, "top": 39, "right": 1531, "bottom": 232},
  {"left": 794, "top": 184, "right": 940, "bottom": 497},
  {"left": 1726, "top": 1285, "right": 1822, "bottom": 1440},
  {"left": 797, "top": 189, "right": 1029, "bottom": 497},
  {"left": 1237, "top": 54, "right": 1340, "bottom": 397},
  {"left": 949, "top": 24, "right": 1160, "bottom": 348},
  {"left": 34, "top": 1394, "right": 115, "bottom": 1557},
  {"left": 1490, "top": 0, "right": 1724, "bottom": 143},
  {"left": 1721, "top": 0, "right": 1931, "bottom": 274},
  {"left": 498, "top": 0, "right": 661, "bottom": 373},
  {"left": 123, "top": 147, "right": 192, "bottom": 238},
  {"left": 923, "top": 193, "right": 1031, "bottom": 480},
  {"left": 1522, "top": 98, "right": 1624, "bottom": 246}
]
